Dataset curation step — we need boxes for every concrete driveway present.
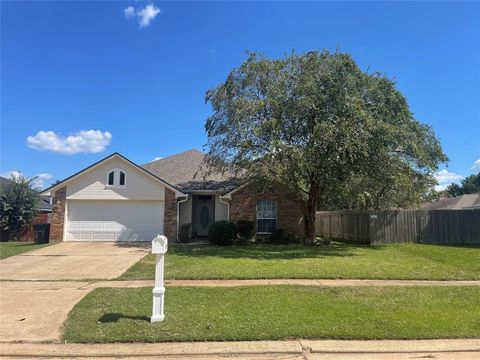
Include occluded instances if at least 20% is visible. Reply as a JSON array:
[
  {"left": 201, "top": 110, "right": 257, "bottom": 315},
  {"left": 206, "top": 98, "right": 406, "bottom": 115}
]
[
  {"left": 0, "top": 242, "right": 149, "bottom": 342},
  {"left": 0, "top": 242, "right": 149, "bottom": 281}
]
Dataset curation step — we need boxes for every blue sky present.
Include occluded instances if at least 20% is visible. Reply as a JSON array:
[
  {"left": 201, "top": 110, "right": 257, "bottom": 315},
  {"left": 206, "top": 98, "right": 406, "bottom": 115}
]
[{"left": 1, "top": 1, "right": 479, "bottom": 189}]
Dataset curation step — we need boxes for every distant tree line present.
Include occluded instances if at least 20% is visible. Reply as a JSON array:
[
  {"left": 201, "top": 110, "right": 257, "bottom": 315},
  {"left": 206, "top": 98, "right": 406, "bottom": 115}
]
[{"left": 446, "top": 173, "right": 480, "bottom": 197}]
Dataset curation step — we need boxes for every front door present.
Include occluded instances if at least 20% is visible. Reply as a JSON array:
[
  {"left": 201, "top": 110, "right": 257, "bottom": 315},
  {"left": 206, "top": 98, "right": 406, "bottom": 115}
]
[{"left": 192, "top": 195, "right": 214, "bottom": 237}]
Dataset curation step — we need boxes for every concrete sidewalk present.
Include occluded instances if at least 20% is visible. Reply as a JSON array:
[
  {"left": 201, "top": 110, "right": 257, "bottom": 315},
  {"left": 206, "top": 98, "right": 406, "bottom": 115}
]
[
  {"left": 1, "top": 339, "right": 479, "bottom": 359},
  {"left": 3, "top": 279, "right": 479, "bottom": 290},
  {"left": 162, "top": 279, "right": 480, "bottom": 287}
]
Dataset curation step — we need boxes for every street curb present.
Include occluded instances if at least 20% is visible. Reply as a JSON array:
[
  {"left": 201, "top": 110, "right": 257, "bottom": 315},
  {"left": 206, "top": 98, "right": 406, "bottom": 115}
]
[
  {"left": 1, "top": 340, "right": 479, "bottom": 358},
  {"left": 0, "top": 341, "right": 303, "bottom": 357},
  {"left": 302, "top": 339, "right": 480, "bottom": 353}
]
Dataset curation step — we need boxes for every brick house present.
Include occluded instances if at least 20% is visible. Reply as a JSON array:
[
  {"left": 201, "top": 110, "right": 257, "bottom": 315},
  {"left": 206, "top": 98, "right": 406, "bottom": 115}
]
[{"left": 42, "top": 150, "right": 304, "bottom": 242}]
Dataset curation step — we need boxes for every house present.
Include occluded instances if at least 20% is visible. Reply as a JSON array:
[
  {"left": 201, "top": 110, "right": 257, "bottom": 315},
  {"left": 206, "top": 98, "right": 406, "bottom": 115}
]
[
  {"left": 0, "top": 176, "right": 52, "bottom": 241},
  {"left": 41, "top": 150, "right": 304, "bottom": 242},
  {"left": 421, "top": 194, "right": 480, "bottom": 210}
]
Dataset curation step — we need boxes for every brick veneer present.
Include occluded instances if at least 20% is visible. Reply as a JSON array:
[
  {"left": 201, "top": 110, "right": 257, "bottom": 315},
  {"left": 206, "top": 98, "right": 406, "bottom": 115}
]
[
  {"left": 229, "top": 183, "right": 304, "bottom": 237},
  {"left": 164, "top": 188, "right": 177, "bottom": 241},
  {"left": 49, "top": 186, "right": 67, "bottom": 242}
]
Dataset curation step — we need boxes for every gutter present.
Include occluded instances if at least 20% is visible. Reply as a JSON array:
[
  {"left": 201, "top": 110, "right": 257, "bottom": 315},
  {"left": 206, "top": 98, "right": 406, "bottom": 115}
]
[{"left": 219, "top": 196, "right": 230, "bottom": 221}]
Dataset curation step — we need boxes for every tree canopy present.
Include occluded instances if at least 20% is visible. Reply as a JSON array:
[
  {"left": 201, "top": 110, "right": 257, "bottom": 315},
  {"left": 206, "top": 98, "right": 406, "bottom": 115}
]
[{"left": 205, "top": 50, "right": 447, "bottom": 242}]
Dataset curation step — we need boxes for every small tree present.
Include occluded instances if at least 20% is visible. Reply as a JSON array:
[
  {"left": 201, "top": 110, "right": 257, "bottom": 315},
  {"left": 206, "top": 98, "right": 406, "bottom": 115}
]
[
  {"left": 0, "top": 175, "right": 40, "bottom": 241},
  {"left": 205, "top": 51, "right": 447, "bottom": 244}
]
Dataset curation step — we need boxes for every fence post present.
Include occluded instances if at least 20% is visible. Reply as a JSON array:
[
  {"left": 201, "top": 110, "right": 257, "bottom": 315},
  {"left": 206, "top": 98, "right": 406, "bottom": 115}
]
[
  {"left": 353, "top": 213, "right": 358, "bottom": 242},
  {"left": 341, "top": 213, "right": 344, "bottom": 241},
  {"left": 329, "top": 214, "right": 332, "bottom": 239}
]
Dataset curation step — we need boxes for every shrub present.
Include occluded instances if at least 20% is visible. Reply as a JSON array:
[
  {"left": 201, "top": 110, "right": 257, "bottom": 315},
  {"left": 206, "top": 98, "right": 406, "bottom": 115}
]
[
  {"left": 270, "top": 228, "right": 303, "bottom": 245},
  {"left": 315, "top": 236, "right": 331, "bottom": 246},
  {"left": 178, "top": 223, "right": 191, "bottom": 243},
  {"left": 236, "top": 220, "right": 254, "bottom": 240},
  {"left": 208, "top": 221, "right": 237, "bottom": 246},
  {"left": 270, "top": 228, "right": 288, "bottom": 244},
  {"left": 0, "top": 175, "right": 40, "bottom": 241}
]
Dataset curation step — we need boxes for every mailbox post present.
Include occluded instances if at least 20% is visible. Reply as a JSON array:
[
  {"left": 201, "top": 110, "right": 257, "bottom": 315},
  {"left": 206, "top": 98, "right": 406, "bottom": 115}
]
[{"left": 151, "top": 235, "right": 168, "bottom": 322}]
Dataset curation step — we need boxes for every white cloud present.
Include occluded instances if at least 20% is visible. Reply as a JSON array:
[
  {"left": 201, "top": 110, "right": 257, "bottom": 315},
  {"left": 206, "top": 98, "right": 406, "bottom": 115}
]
[
  {"left": 434, "top": 169, "right": 464, "bottom": 191},
  {"left": 471, "top": 159, "right": 480, "bottom": 173},
  {"left": 2, "top": 171, "right": 53, "bottom": 189},
  {"left": 2, "top": 170, "right": 22, "bottom": 180},
  {"left": 124, "top": 4, "right": 161, "bottom": 28},
  {"left": 26, "top": 130, "right": 112, "bottom": 155},
  {"left": 152, "top": 156, "right": 162, "bottom": 161},
  {"left": 124, "top": 6, "right": 135, "bottom": 18},
  {"left": 33, "top": 173, "right": 53, "bottom": 189}
]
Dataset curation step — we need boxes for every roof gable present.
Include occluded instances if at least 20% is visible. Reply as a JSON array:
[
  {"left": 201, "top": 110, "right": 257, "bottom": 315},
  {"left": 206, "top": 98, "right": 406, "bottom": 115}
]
[{"left": 41, "top": 153, "right": 184, "bottom": 197}]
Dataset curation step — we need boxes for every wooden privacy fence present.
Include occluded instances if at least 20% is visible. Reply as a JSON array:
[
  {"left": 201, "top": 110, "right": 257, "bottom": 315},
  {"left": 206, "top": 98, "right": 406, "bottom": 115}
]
[{"left": 315, "top": 209, "right": 480, "bottom": 245}]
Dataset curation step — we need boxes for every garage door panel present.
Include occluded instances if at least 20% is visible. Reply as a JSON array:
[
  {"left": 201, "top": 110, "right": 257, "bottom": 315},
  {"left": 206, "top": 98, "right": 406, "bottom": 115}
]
[{"left": 66, "top": 200, "right": 164, "bottom": 242}]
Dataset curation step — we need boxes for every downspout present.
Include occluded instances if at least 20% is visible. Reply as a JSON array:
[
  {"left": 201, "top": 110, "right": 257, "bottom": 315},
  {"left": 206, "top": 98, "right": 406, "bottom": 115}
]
[
  {"left": 176, "top": 195, "right": 189, "bottom": 242},
  {"left": 219, "top": 195, "right": 230, "bottom": 221}
]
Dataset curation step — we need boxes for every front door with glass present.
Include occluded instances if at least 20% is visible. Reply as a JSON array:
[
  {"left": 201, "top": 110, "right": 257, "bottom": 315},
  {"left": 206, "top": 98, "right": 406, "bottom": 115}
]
[{"left": 192, "top": 195, "right": 214, "bottom": 237}]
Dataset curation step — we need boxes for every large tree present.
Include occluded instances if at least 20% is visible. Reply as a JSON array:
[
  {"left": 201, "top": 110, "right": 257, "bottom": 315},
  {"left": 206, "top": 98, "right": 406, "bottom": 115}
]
[
  {"left": 0, "top": 175, "right": 40, "bottom": 241},
  {"left": 205, "top": 51, "right": 447, "bottom": 243}
]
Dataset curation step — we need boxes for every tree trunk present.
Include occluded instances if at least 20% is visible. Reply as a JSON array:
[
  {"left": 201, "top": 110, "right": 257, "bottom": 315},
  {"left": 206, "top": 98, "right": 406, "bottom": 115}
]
[
  {"left": 303, "top": 207, "right": 316, "bottom": 244},
  {"left": 302, "top": 180, "right": 319, "bottom": 245}
]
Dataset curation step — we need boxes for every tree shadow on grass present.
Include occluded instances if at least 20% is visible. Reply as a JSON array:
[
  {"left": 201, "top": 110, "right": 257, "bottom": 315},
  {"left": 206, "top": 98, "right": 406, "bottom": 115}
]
[
  {"left": 419, "top": 243, "right": 480, "bottom": 250},
  {"left": 168, "top": 242, "right": 386, "bottom": 260},
  {"left": 98, "top": 313, "right": 150, "bottom": 323}
]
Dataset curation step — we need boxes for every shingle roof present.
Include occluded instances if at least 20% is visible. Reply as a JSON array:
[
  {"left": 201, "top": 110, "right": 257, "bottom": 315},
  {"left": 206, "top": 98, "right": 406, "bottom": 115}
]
[
  {"left": 422, "top": 194, "right": 480, "bottom": 210},
  {"left": 0, "top": 176, "right": 12, "bottom": 188},
  {"left": 142, "top": 149, "right": 244, "bottom": 193},
  {"left": 38, "top": 196, "right": 52, "bottom": 212}
]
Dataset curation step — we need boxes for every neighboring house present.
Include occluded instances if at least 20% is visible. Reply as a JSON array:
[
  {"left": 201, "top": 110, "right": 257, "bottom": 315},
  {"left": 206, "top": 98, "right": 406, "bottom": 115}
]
[
  {"left": 41, "top": 150, "right": 304, "bottom": 242},
  {"left": 421, "top": 194, "right": 480, "bottom": 210},
  {"left": 0, "top": 176, "right": 52, "bottom": 241}
]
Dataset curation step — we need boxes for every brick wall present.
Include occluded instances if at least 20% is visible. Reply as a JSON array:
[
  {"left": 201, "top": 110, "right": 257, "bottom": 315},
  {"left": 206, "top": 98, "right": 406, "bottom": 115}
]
[
  {"left": 19, "top": 212, "right": 50, "bottom": 241},
  {"left": 49, "top": 187, "right": 66, "bottom": 242},
  {"left": 164, "top": 188, "right": 177, "bottom": 241},
  {"left": 229, "top": 183, "right": 304, "bottom": 237},
  {"left": 229, "top": 185, "right": 256, "bottom": 222}
]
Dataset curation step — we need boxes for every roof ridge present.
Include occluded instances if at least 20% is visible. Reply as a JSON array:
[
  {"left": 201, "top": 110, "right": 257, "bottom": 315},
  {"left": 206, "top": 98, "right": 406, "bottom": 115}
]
[{"left": 145, "top": 149, "right": 205, "bottom": 166}]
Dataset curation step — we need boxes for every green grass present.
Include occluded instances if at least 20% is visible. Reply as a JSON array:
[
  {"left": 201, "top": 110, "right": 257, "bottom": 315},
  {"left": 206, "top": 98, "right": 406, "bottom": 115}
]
[
  {"left": 119, "top": 242, "right": 480, "bottom": 281},
  {"left": 0, "top": 241, "right": 48, "bottom": 259},
  {"left": 64, "top": 285, "right": 480, "bottom": 343}
]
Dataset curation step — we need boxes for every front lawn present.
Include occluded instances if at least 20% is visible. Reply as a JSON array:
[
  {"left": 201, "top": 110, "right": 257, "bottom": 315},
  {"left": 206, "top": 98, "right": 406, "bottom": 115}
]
[
  {"left": 64, "top": 285, "right": 480, "bottom": 342},
  {"left": 0, "top": 241, "right": 49, "bottom": 259},
  {"left": 119, "top": 242, "right": 480, "bottom": 280}
]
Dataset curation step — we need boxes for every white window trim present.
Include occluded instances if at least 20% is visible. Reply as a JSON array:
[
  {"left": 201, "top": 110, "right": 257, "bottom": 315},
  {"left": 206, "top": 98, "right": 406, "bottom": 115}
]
[
  {"left": 106, "top": 168, "right": 127, "bottom": 189},
  {"left": 256, "top": 199, "right": 277, "bottom": 234}
]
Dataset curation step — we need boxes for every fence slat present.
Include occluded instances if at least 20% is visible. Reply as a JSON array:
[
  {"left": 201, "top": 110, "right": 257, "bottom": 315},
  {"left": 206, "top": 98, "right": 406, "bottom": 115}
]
[{"left": 315, "top": 209, "right": 480, "bottom": 245}]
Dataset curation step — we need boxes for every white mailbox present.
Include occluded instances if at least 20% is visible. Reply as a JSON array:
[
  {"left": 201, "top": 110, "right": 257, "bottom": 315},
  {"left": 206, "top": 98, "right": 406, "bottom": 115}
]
[
  {"left": 152, "top": 235, "right": 168, "bottom": 254},
  {"left": 151, "top": 235, "right": 168, "bottom": 322}
]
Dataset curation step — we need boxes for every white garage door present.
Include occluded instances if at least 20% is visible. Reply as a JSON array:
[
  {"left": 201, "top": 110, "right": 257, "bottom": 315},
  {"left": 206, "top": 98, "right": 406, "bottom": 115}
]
[{"left": 66, "top": 200, "right": 164, "bottom": 242}]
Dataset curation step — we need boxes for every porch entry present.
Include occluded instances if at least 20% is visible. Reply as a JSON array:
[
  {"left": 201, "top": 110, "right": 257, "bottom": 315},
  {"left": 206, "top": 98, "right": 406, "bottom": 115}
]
[{"left": 192, "top": 195, "right": 215, "bottom": 237}]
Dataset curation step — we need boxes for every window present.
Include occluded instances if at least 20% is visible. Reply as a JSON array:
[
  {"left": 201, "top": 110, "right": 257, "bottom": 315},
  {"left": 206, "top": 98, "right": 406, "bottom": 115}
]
[
  {"left": 197, "top": 195, "right": 212, "bottom": 202},
  {"left": 106, "top": 169, "right": 127, "bottom": 188},
  {"left": 257, "top": 186, "right": 276, "bottom": 194},
  {"left": 107, "top": 171, "right": 115, "bottom": 186},
  {"left": 256, "top": 199, "right": 277, "bottom": 233},
  {"left": 119, "top": 171, "right": 126, "bottom": 186}
]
